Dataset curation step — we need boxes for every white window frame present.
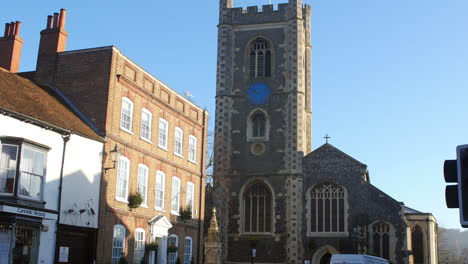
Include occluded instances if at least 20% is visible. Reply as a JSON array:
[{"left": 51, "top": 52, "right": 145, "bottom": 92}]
[
  {"left": 168, "top": 234, "right": 179, "bottom": 264},
  {"left": 134, "top": 228, "right": 146, "bottom": 264},
  {"left": 158, "top": 118, "right": 169, "bottom": 150},
  {"left": 184, "top": 236, "right": 192, "bottom": 264},
  {"left": 140, "top": 108, "right": 152, "bottom": 142},
  {"left": 137, "top": 164, "right": 149, "bottom": 207},
  {"left": 112, "top": 224, "right": 126, "bottom": 264},
  {"left": 186, "top": 182, "right": 195, "bottom": 216},
  {"left": 0, "top": 142, "right": 18, "bottom": 196},
  {"left": 155, "top": 170, "right": 166, "bottom": 211},
  {"left": 174, "top": 127, "right": 184, "bottom": 157},
  {"left": 171, "top": 177, "right": 181, "bottom": 215},
  {"left": 188, "top": 135, "right": 197, "bottom": 163},
  {"left": 116, "top": 156, "right": 130, "bottom": 203},
  {"left": 120, "top": 97, "right": 134, "bottom": 133},
  {"left": 18, "top": 144, "right": 47, "bottom": 201}
]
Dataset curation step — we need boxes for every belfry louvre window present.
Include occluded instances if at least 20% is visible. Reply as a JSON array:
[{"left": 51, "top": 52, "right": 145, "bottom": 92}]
[
  {"left": 372, "top": 222, "right": 390, "bottom": 259},
  {"left": 249, "top": 38, "right": 272, "bottom": 78},
  {"left": 251, "top": 111, "right": 266, "bottom": 137},
  {"left": 310, "top": 183, "right": 346, "bottom": 233},
  {"left": 243, "top": 182, "right": 272, "bottom": 233}
]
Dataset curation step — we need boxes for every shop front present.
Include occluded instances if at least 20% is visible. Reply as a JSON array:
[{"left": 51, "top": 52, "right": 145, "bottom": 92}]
[{"left": 0, "top": 203, "right": 58, "bottom": 264}]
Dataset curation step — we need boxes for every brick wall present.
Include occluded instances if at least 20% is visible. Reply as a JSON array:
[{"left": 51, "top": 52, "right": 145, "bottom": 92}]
[{"left": 48, "top": 46, "right": 207, "bottom": 264}]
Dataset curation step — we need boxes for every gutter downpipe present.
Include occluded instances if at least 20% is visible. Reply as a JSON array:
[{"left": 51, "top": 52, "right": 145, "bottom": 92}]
[
  {"left": 198, "top": 110, "right": 208, "bottom": 264},
  {"left": 54, "top": 133, "right": 70, "bottom": 262}
]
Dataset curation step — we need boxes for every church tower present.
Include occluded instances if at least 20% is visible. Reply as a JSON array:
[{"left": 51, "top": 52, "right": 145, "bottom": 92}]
[{"left": 213, "top": 0, "right": 311, "bottom": 263}]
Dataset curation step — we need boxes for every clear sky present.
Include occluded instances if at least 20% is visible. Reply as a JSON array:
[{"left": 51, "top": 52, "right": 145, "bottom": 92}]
[{"left": 2, "top": 0, "right": 468, "bottom": 229}]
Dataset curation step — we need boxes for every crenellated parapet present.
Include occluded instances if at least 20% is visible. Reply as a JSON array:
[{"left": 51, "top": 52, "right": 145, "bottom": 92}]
[{"left": 220, "top": 2, "right": 311, "bottom": 26}]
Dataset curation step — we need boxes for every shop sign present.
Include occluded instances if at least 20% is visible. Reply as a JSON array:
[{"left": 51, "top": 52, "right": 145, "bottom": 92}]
[{"left": 0, "top": 205, "right": 58, "bottom": 220}]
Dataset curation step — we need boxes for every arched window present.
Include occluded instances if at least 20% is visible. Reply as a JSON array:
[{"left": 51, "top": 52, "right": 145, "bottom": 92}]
[
  {"left": 134, "top": 228, "right": 146, "bottom": 264},
  {"left": 411, "top": 225, "right": 424, "bottom": 264},
  {"left": 168, "top": 234, "right": 179, "bottom": 264},
  {"left": 247, "top": 109, "right": 269, "bottom": 141},
  {"left": 184, "top": 236, "right": 192, "bottom": 264},
  {"left": 251, "top": 111, "right": 266, "bottom": 137},
  {"left": 249, "top": 38, "right": 272, "bottom": 78},
  {"left": 372, "top": 221, "right": 390, "bottom": 260},
  {"left": 309, "top": 183, "right": 347, "bottom": 234},
  {"left": 112, "top": 225, "right": 126, "bottom": 264},
  {"left": 243, "top": 181, "right": 272, "bottom": 233}
]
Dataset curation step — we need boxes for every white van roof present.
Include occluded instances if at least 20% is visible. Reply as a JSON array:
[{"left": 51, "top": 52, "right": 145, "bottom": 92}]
[{"left": 330, "top": 254, "right": 389, "bottom": 264}]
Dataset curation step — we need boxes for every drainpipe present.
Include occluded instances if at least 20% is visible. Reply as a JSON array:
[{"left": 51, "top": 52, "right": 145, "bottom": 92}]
[
  {"left": 57, "top": 134, "right": 70, "bottom": 224},
  {"left": 54, "top": 133, "right": 70, "bottom": 262},
  {"left": 197, "top": 110, "right": 208, "bottom": 264}
]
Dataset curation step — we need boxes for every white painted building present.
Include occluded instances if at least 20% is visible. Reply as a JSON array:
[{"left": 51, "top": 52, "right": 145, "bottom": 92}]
[{"left": 0, "top": 68, "right": 104, "bottom": 263}]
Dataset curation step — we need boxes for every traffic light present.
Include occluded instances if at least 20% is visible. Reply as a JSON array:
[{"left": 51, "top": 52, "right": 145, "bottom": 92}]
[{"left": 444, "top": 145, "right": 468, "bottom": 228}]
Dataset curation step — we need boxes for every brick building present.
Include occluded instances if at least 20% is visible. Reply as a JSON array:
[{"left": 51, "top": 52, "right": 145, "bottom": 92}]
[{"left": 2, "top": 9, "right": 208, "bottom": 264}]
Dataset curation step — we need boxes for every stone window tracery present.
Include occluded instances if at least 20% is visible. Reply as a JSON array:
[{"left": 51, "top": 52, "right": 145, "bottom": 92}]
[
  {"left": 309, "top": 183, "right": 347, "bottom": 234},
  {"left": 247, "top": 109, "right": 269, "bottom": 141},
  {"left": 249, "top": 38, "right": 272, "bottom": 78},
  {"left": 251, "top": 111, "right": 266, "bottom": 137},
  {"left": 243, "top": 181, "right": 272, "bottom": 233},
  {"left": 372, "top": 221, "right": 390, "bottom": 259}
]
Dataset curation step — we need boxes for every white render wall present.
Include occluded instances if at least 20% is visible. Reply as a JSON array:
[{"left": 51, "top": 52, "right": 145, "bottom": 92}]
[
  {"left": 0, "top": 114, "right": 63, "bottom": 264},
  {"left": 0, "top": 114, "right": 103, "bottom": 263},
  {"left": 60, "top": 134, "right": 102, "bottom": 228}
]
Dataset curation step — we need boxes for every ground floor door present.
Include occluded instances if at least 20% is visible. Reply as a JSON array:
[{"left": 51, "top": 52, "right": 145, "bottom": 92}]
[{"left": 54, "top": 225, "right": 97, "bottom": 264}]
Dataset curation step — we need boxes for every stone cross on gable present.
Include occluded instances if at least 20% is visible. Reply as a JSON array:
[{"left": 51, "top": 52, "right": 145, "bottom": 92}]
[{"left": 324, "top": 134, "right": 331, "bottom": 144}]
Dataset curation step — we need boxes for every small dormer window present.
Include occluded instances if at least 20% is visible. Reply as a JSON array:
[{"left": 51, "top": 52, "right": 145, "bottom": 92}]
[{"left": 249, "top": 38, "right": 272, "bottom": 78}]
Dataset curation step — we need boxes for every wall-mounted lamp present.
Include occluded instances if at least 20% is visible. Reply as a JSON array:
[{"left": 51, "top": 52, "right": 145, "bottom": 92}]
[{"left": 104, "top": 144, "right": 120, "bottom": 171}]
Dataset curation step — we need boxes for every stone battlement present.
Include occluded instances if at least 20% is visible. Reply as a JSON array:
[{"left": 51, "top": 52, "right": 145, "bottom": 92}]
[
  {"left": 225, "top": 4, "right": 310, "bottom": 25},
  {"left": 230, "top": 3, "right": 289, "bottom": 16}
]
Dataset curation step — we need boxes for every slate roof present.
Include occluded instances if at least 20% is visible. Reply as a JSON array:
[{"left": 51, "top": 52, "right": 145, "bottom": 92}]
[
  {"left": 404, "top": 206, "right": 423, "bottom": 214},
  {"left": 0, "top": 68, "right": 102, "bottom": 141},
  {"left": 304, "top": 143, "right": 367, "bottom": 168}
]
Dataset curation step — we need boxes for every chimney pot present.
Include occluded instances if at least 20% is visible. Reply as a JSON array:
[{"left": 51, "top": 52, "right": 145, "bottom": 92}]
[
  {"left": 4, "top": 23, "right": 9, "bottom": 37},
  {"left": 14, "top": 22, "right": 21, "bottom": 36},
  {"left": 59, "top": 9, "right": 66, "bottom": 29},
  {"left": 46, "top": 15, "right": 53, "bottom": 29},
  {"left": 53, "top": 13, "right": 59, "bottom": 28},
  {"left": 8, "top": 22, "right": 15, "bottom": 36},
  {"left": 0, "top": 20, "right": 23, "bottom": 72}
]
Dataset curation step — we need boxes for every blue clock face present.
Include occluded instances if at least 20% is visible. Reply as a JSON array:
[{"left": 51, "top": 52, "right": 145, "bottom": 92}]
[{"left": 247, "top": 82, "right": 271, "bottom": 105}]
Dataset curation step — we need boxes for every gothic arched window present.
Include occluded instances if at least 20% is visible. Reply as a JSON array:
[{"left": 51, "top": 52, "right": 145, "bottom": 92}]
[
  {"left": 249, "top": 38, "right": 272, "bottom": 78},
  {"left": 243, "top": 181, "right": 272, "bottom": 233},
  {"left": 411, "top": 225, "right": 424, "bottom": 264},
  {"left": 251, "top": 111, "right": 266, "bottom": 137},
  {"left": 372, "top": 221, "right": 390, "bottom": 260},
  {"left": 309, "top": 183, "right": 347, "bottom": 234}
]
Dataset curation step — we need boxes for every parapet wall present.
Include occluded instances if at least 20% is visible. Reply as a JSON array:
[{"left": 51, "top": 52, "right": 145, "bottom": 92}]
[{"left": 224, "top": 4, "right": 310, "bottom": 25}]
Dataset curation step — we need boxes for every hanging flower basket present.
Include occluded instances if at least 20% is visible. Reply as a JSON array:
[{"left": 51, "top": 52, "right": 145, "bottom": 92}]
[
  {"left": 148, "top": 240, "right": 159, "bottom": 251},
  {"left": 179, "top": 205, "right": 192, "bottom": 220},
  {"left": 128, "top": 192, "right": 143, "bottom": 209},
  {"left": 167, "top": 243, "right": 178, "bottom": 253}
]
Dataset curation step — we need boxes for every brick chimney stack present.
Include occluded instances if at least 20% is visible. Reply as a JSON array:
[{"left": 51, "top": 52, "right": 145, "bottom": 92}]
[
  {"left": 0, "top": 21, "right": 24, "bottom": 72},
  {"left": 35, "top": 9, "right": 68, "bottom": 85}
]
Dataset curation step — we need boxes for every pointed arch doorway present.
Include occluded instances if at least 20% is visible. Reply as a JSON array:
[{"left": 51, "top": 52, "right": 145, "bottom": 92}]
[{"left": 312, "top": 245, "right": 339, "bottom": 264}]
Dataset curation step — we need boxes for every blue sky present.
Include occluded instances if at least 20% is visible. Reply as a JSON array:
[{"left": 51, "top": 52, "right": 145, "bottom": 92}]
[{"left": 2, "top": 0, "right": 468, "bottom": 229}]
